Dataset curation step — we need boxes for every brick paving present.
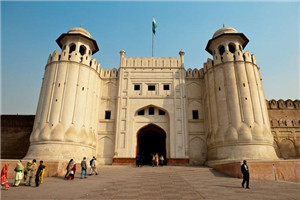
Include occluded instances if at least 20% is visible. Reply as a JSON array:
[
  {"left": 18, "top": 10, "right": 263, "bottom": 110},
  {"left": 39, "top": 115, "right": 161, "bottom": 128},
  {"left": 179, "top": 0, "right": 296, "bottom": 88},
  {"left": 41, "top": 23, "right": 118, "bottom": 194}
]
[{"left": 1, "top": 165, "right": 299, "bottom": 199}]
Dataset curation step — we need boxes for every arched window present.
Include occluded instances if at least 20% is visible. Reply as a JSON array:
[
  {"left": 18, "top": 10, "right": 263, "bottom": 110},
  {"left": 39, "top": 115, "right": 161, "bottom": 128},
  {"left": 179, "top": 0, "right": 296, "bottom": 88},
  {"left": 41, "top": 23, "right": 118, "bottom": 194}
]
[
  {"left": 228, "top": 43, "right": 235, "bottom": 53},
  {"left": 79, "top": 45, "right": 86, "bottom": 56},
  {"left": 69, "top": 44, "right": 76, "bottom": 53},
  {"left": 218, "top": 45, "right": 225, "bottom": 55}
]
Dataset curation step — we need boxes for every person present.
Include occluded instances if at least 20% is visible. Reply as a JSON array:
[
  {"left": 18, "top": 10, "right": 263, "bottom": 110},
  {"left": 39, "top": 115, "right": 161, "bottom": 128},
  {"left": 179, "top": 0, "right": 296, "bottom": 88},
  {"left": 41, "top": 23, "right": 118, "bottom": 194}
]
[
  {"left": 1, "top": 164, "right": 10, "bottom": 190},
  {"left": 25, "top": 159, "right": 37, "bottom": 186},
  {"left": 136, "top": 155, "right": 140, "bottom": 167},
  {"left": 13, "top": 160, "right": 24, "bottom": 187},
  {"left": 159, "top": 155, "right": 164, "bottom": 166},
  {"left": 80, "top": 157, "right": 87, "bottom": 179},
  {"left": 89, "top": 156, "right": 98, "bottom": 175},
  {"left": 23, "top": 161, "right": 30, "bottom": 184},
  {"left": 67, "top": 160, "right": 76, "bottom": 180},
  {"left": 155, "top": 153, "right": 159, "bottom": 166},
  {"left": 35, "top": 161, "right": 45, "bottom": 187},
  {"left": 151, "top": 154, "right": 155, "bottom": 167},
  {"left": 40, "top": 165, "right": 46, "bottom": 184},
  {"left": 64, "top": 159, "right": 73, "bottom": 179},
  {"left": 241, "top": 160, "right": 250, "bottom": 189}
]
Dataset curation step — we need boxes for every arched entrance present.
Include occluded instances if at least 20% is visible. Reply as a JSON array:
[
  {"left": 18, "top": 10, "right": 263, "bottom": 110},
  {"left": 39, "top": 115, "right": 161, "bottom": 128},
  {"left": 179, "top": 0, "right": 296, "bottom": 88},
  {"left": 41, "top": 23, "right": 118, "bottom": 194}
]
[{"left": 137, "top": 124, "right": 166, "bottom": 165}]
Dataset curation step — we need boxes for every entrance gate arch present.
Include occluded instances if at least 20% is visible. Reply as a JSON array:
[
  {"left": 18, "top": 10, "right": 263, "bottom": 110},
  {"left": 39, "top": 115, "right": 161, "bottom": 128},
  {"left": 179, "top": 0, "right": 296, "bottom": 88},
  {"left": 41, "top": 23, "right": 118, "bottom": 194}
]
[{"left": 137, "top": 124, "right": 166, "bottom": 165}]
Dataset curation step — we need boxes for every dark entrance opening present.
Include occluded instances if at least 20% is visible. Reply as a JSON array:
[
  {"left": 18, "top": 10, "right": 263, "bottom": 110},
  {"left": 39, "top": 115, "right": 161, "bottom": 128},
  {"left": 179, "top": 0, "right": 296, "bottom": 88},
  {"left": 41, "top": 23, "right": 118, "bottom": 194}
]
[{"left": 137, "top": 124, "right": 166, "bottom": 165}]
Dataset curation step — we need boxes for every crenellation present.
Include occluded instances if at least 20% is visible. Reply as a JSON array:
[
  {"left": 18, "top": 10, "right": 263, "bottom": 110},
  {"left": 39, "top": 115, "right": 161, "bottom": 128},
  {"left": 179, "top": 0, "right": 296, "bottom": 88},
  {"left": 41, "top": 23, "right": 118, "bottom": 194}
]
[
  {"left": 267, "top": 99, "right": 300, "bottom": 110},
  {"left": 122, "top": 57, "right": 181, "bottom": 68},
  {"left": 243, "top": 51, "right": 252, "bottom": 62},
  {"left": 251, "top": 54, "right": 257, "bottom": 65}
]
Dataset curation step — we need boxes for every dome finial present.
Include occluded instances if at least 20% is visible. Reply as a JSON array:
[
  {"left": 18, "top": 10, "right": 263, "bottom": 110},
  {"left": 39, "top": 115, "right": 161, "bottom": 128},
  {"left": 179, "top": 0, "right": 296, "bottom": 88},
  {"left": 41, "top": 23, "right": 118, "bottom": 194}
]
[
  {"left": 223, "top": 23, "right": 225, "bottom": 28},
  {"left": 80, "top": 24, "right": 83, "bottom": 28}
]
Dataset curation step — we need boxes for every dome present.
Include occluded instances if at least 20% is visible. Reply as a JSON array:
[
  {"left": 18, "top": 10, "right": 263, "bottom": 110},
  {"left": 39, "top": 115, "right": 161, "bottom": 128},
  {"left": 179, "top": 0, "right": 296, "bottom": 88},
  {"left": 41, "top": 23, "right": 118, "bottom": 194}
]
[
  {"left": 212, "top": 27, "right": 238, "bottom": 38},
  {"left": 67, "top": 27, "right": 92, "bottom": 38}
]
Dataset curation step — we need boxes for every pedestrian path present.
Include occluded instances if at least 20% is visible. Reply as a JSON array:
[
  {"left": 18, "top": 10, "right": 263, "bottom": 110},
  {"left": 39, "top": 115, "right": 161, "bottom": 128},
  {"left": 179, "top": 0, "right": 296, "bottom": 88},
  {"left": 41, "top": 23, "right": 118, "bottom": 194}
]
[{"left": 1, "top": 166, "right": 299, "bottom": 199}]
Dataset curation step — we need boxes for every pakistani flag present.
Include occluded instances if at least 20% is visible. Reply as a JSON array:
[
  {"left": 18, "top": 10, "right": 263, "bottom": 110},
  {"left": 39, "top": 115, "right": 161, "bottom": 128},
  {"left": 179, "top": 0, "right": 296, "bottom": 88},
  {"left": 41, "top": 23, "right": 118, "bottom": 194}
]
[{"left": 152, "top": 17, "right": 157, "bottom": 35}]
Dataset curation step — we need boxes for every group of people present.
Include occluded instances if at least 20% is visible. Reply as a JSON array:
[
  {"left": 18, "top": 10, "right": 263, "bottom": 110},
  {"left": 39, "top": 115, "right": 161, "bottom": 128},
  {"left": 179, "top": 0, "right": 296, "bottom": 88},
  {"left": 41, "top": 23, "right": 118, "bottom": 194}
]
[
  {"left": 1, "top": 159, "right": 45, "bottom": 190},
  {"left": 136, "top": 153, "right": 165, "bottom": 167},
  {"left": 64, "top": 156, "right": 98, "bottom": 180},
  {"left": 152, "top": 153, "right": 164, "bottom": 167}
]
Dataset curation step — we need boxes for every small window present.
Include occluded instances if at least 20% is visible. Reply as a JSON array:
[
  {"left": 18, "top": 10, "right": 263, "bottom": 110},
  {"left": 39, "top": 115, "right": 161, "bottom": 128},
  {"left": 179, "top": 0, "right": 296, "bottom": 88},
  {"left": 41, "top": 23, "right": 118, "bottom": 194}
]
[
  {"left": 138, "top": 110, "right": 145, "bottom": 115},
  {"left": 149, "top": 107, "right": 154, "bottom": 115},
  {"left": 228, "top": 44, "right": 235, "bottom": 53},
  {"left": 218, "top": 45, "right": 225, "bottom": 55},
  {"left": 79, "top": 45, "right": 86, "bottom": 56},
  {"left": 192, "top": 110, "right": 199, "bottom": 119},
  {"left": 134, "top": 85, "right": 140, "bottom": 91},
  {"left": 163, "top": 84, "right": 170, "bottom": 90},
  {"left": 148, "top": 85, "right": 155, "bottom": 91},
  {"left": 105, "top": 111, "right": 111, "bottom": 119},
  {"left": 159, "top": 110, "right": 165, "bottom": 115},
  {"left": 69, "top": 44, "right": 76, "bottom": 53}
]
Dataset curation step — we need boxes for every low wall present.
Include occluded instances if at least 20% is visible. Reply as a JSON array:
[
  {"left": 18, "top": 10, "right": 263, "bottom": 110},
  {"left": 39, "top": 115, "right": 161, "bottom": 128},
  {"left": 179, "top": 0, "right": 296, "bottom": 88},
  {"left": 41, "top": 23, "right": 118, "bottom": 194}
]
[
  {"left": 1, "top": 115, "right": 34, "bottom": 159},
  {"left": 212, "top": 160, "right": 300, "bottom": 182}
]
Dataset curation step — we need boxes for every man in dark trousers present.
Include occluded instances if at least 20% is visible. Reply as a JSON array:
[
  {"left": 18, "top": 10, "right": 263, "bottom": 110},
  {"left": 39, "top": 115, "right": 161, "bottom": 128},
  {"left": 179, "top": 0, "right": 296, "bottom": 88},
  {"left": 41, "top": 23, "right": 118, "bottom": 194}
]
[
  {"left": 241, "top": 160, "right": 250, "bottom": 189},
  {"left": 35, "top": 161, "right": 45, "bottom": 187}
]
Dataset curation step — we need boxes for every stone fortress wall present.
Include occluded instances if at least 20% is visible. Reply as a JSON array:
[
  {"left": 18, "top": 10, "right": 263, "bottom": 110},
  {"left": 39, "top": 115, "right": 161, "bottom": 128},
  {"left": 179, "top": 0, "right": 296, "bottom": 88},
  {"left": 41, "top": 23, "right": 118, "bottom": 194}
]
[
  {"left": 2, "top": 101, "right": 299, "bottom": 161},
  {"left": 266, "top": 99, "right": 300, "bottom": 159}
]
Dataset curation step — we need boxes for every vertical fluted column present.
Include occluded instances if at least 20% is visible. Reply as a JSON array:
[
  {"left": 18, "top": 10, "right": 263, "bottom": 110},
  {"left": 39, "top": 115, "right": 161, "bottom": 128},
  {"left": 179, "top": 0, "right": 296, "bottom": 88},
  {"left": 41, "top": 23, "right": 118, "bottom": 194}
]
[
  {"left": 244, "top": 56, "right": 264, "bottom": 141},
  {"left": 206, "top": 59, "right": 218, "bottom": 146},
  {"left": 61, "top": 63, "right": 79, "bottom": 126},
  {"left": 234, "top": 55, "right": 253, "bottom": 142}
]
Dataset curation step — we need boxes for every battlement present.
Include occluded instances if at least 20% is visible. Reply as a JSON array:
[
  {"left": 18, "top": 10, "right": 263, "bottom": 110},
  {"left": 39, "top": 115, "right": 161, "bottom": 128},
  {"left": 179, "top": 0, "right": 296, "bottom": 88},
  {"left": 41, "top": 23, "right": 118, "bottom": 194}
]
[
  {"left": 47, "top": 50, "right": 101, "bottom": 74},
  {"left": 121, "top": 57, "right": 182, "bottom": 68},
  {"left": 185, "top": 68, "right": 204, "bottom": 78},
  {"left": 267, "top": 99, "right": 300, "bottom": 110},
  {"left": 99, "top": 68, "right": 119, "bottom": 78},
  {"left": 202, "top": 51, "right": 258, "bottom": 73}
]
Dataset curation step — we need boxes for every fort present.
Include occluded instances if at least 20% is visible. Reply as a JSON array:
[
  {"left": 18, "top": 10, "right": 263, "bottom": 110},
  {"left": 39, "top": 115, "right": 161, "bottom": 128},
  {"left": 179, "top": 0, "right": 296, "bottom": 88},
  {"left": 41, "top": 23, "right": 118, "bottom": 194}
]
[{"left": 1, "top": 26, "right": 299, "bottom": 181}]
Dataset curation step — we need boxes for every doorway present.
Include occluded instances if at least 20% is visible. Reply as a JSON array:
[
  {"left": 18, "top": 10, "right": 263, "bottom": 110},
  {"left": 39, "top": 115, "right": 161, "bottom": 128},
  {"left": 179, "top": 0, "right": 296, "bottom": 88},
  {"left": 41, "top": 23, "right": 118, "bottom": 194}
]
[{"left": 137, "top": 124, "right": 166, "bottom": 165}]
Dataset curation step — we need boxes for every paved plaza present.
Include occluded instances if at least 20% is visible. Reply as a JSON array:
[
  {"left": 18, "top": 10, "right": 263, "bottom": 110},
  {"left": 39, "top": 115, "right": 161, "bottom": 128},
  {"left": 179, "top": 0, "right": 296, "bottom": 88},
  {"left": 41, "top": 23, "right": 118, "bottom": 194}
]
[{"left": 1, "top": 166, "right": 299, "bottom": 200}]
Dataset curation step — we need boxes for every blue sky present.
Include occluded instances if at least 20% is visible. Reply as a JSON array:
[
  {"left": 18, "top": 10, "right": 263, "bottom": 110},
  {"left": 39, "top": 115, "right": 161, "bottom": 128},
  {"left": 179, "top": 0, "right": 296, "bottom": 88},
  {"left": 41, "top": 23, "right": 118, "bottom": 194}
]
[{"left": 1, "top": 1, "right": 299, "bottom": 114}]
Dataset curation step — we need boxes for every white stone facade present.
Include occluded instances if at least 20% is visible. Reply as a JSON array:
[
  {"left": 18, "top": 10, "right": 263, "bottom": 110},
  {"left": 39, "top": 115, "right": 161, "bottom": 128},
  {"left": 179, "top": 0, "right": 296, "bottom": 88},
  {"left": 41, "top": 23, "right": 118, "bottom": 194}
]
[{"left": 25, "top": 26, "right": 278, "bottom": 165}]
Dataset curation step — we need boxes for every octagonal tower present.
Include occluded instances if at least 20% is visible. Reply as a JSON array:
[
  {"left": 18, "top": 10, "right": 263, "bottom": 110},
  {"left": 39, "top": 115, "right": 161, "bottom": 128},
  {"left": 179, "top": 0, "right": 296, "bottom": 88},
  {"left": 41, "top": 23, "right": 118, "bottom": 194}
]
[
  {"left": 204, "top": 26, "right": 278, "bottom": 164},
  {"left": 24, "top": 27, "right": 101, "bottom": 161}
]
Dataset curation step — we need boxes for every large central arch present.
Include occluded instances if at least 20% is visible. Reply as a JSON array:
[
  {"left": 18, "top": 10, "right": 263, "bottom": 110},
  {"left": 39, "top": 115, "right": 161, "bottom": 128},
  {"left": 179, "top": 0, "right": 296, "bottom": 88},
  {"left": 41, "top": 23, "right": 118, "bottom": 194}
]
[{"left": 137, "top": 124, "right": 166, "bottom": 165}]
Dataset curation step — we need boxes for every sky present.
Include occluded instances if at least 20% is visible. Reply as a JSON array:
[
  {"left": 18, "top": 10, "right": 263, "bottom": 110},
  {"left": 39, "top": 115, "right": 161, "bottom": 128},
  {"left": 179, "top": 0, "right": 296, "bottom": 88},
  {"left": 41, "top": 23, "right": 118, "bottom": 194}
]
[{"left": 1, "top": 1, "right": 299, "bottom": 114}]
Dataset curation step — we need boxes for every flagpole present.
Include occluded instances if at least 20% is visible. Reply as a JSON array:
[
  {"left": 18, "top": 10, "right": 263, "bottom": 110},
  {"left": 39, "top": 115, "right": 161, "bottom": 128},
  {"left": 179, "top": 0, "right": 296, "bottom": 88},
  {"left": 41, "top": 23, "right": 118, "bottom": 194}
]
[{"left": 152, "top": 32, "right": 154, "bottom": 57}]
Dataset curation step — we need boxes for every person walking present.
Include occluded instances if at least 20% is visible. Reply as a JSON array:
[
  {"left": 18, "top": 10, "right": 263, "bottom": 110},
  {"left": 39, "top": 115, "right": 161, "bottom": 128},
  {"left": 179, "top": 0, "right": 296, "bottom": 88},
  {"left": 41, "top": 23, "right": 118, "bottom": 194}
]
[
  {"left": 13, "top": 160, "right": 24, "bottom": 187},
  {"left": 159, "top": 155, "right": 164, "bottom": 166},
  {"left": 67, "top": 160, "right": 76, "bottom": 180},
  {"left": 80, "top": 157, "right": 87, "bottom": 179},
  {"left": 64, "top": 159, "right": 73, "bottom": 179},
  {"left": 25, "top": 159, "right": 37, "bottom": 186},
  {"left": 1, "top": 164, "right": 10, "bottom": 190},
  {"left": 89, "top": 156, "right": 98, "bottom": 175},
  {"left": 151, "top": 154, "right": 155, "bottom": 167},
  {"left": 155, "top": 153, "right": 159, "bottom": 166},
  {"left": 241, "top": 160, "right": 250, "bottom": 189},
  {"left": 35, "top": 161, "right": 45, "bottom": 187}
]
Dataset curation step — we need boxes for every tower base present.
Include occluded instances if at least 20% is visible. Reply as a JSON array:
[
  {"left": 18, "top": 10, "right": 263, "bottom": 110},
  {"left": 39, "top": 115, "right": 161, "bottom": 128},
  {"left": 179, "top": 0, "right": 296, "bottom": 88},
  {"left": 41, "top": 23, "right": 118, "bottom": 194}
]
[{"left": 24, "top": 142, "right": 96, "bottom": 162}]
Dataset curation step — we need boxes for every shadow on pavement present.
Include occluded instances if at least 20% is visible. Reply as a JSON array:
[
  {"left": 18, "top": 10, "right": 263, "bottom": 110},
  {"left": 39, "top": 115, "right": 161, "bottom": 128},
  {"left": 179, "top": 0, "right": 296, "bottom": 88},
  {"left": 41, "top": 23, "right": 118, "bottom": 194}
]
[{"left": 209, "top": 169, "right": 232, "bottom": 178}]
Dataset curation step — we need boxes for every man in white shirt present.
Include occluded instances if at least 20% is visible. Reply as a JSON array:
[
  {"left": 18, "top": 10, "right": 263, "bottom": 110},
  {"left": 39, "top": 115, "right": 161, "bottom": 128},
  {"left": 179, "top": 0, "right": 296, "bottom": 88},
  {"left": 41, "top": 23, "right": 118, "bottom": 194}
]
[{"left": 241, "top": 160, "right": 250, "bottom": 189}]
